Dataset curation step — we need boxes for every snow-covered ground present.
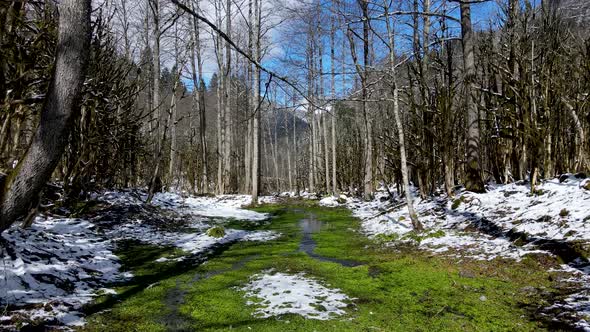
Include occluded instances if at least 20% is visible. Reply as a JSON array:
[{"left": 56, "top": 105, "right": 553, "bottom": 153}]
[
  {"left": 454, "top": 177, "right": 590, "bottom": 241},
  {"left": 96, "top": 191, "right": 276, "bottom": 221},
  {"left": 324, "top": 191, "right": 547, "bottom": 261},
  {"left": 0, "top": 191, "right": 279, "bottom": 330},
  {"left": 546, "top": 263, "right": 590, "bottom": 331},
  {"left": 0, "top": 217, "right": 126, "bottom": 328},
  {"left": 241, "top": 270, "right": 352, "bottom": 320},
  {"left": 321, "top": 177, "right": 590, "bottom": 261}
]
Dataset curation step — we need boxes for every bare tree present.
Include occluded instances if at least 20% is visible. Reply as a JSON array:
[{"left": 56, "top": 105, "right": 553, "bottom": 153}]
[
  {"left": 383, "top": 0, "right": 422, "bottom": 231},
  {"left": 459, "top": 1, "right": 485, "bottom": 193},
  {"left": 330, "top": 5, "right": 337, "bottom": 195},
  {"left": 251, "top": 0, "right": 261, "bottom": 203},
  {"left": 189, "top": 0, "right": 208, "bottom": 193},
  {"left": 0, "top": 0, "right": 91, "bottom": 232}
]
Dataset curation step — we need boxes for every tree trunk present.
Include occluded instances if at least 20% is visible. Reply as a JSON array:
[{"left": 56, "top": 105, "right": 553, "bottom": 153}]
[
  {"left": 383, "top": 0, "right": 422, "bottom": 231},
  {"left": 293, "top": 87, "right": 299, "bottom": 195},
  {"left": 215, "top": 0, "right": 225, "bottom": 194},
  {"left": 168, "top": 23, "right": 179, "bottom": 188},
  {"left": 147, "top": 0, "right": 162, "bottom": 197},
  {"left": 286, "top": 111, "right": 293, "bottom": 192},
  {"left": 151, "top": 0, "right": 161, "bottom": 155},
  {"left": 360, "top": 0, "right": 373, "bottom": 199},
  {"left": 460, "top": 2, "right": 485, "bottom": 193},
  {"left": 244, "top": 0, "right": 253, "bottom": 194},
  {"left": 190, "top": 0, "right": 208, "bottom": 193},
  {"left": 223, "top": 0, "right": 232, "bottom": 191},
  {"left": 0, "top": 0, "right": 91, "bottom": 232},
  {"left": 307, "top": 33, "right": 315, "bottom": 193},
  {"left": 330, "top": 10, "right": 337, "bottom": 195},
  {"left": 147, "top": 70, "right": 182, "bottom": 203},
  {"left": 563, "top": 99, "right": 590, "bottom": 171},
  {"left": 251, "top": 0, "right": 261, "bottom": 204}
]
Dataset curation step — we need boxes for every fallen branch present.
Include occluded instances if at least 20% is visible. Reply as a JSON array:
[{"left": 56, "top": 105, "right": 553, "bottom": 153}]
[{"left": 363, "top": 201, "right": 407, "bottom": 221}]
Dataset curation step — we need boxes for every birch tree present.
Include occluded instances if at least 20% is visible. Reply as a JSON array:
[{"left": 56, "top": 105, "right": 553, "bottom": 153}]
[{"left": 382, "top": 0, "right": 423, "bottom": 231}]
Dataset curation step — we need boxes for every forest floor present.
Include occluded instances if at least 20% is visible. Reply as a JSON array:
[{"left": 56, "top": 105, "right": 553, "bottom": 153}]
[{"left": 1, "top": 179, "right": 589, "bottom": 331}]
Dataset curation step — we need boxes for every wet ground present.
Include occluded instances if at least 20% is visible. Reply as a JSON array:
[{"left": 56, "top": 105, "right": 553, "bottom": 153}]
[{"left": 73, "top": 202, "right": 587, "bottom": 332}]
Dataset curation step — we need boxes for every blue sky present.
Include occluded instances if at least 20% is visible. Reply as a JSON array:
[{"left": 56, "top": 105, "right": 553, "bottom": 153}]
[{"left": 182, "top": 0, "right": 505, "bottom": 94}]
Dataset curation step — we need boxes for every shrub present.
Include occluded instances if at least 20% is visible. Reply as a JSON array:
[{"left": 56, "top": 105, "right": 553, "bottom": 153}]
[{"left": 206, "top": 226, "right": 226, "bottom": 238}]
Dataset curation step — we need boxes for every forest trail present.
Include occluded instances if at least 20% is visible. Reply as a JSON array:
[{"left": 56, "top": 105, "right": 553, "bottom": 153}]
[
  {"left": 3, "top": 0, "right": 590, "bottom": 330},
  {"left": 75, "top": 200, "right": 576, "bottom": 332}
]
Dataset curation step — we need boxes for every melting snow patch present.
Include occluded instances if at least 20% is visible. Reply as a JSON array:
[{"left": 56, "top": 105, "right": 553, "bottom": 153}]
[
  {"left": 345, "top": 178, "right": 590, "bottom": 261},
  {"left": 93, "top": 191, "right": 276, "bottom": 221},
  {"left": 172, "top": 229, "right": 280, "bottom": 254},
  {"left": 242, "top": 271, "right": 352, "bottom": 320},
  {"left": 346, "top": 193, "right": 541, "bottom": 261},
  {"left": 105, "top": 220, "right": 280, "bottom": 259},
  {"left": 0, "top": 216, "right": 126, "bottom": 329},
  {"left": 343, "top": 180, "right": 590, "bottom": 329},
  {"left": 545, "top": 264, "right": 590, "bottom": 331},
  {"left": 156, "top": 193, "right": 273, "bottom": 221},
  {"left": 453, "top": 178, "right": 590, "bottom": 241},
  {"left": 319, "top": 195, "right": 351, "bottom": 207}
]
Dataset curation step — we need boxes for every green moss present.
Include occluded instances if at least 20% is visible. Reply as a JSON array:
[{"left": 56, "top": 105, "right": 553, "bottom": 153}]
[
  {"left": 80, "top": 202, "right": 555, "bottom": 332},
  {"left": 402, "top": 230, "right": 424, "bottom": 244},
  {"left": 451, "top": 196, "right": 465, "bottom": 210},
  {"left": 428, "top": 229, "right": 446, "bottom": 239},
  {"left": 206, "top": 226, "right": 226, "bottom": 238},
  {"left": 375, "top": 232, "right": 400, "bottom": 243}
]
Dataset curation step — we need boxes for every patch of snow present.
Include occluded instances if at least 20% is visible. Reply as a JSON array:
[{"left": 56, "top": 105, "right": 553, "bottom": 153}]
[
  {"left": 173, "top": 229, "right": 280, "bottom": 254},
  {"left": 242, "top": 230, "right": 281, "bottom": 242},
  {"left": 346, "top": 178, "right": 590, "bottom": 261},
  {"left": 420, "top": 232, "right": 547, "bottom": 261},
  {"left": 453, "top": 178, "right": 590, "bottom": 241},
  {"left": 151, "top": 193, "right": 275, "bottom": 221},
  {"left": 545, "top": 264, "right": 590, "bottom": 331},
  {"left": 319, "top": 196, "right": 339, "bottom": 207},
  {"left": 154, "top": 257, "right": 185, "bottom": 263},
  {"left": 93, "top": 191, "right": 277, "bottom": 222},
  {"left": 319, "top": 195, "right": 352, "bottom": 207},
  {"left": 0, "top": 216, "right": 127, "bottom": 329},
  {"left": 105, "top": 219, "right": 280, "bottom": 258},
  {"left": 242, "top": 271, "right": 352, "bottom": 320},
  {"left": 299, "top": 191, "right": 319, "bottom": 200}
]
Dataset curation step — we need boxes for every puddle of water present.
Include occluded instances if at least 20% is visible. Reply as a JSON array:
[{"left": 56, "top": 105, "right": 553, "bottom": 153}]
[
  {"left": 300, "top": 217, "right": 325, "bottom": 234},
  {"left": 298, "top": 214, "right": 363, "bottom": 267}
]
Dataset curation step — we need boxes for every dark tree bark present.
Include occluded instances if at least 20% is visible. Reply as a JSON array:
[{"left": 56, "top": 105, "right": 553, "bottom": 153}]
[
  {"left": 0, "top": 0, "right": 91, "bottom": 233},
  {"left": 460, "top": 2, "right": 486, "bottom": 193}
]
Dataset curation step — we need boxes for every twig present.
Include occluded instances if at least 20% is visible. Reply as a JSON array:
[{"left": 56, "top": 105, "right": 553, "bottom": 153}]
[{"left": 364, "top": 202, "right": 407, "bottom": 221}]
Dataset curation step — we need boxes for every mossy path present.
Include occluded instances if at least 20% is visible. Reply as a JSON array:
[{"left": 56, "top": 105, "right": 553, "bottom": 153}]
[{"left": 80, "top": 202, "right": 562, "bottom": 331}]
